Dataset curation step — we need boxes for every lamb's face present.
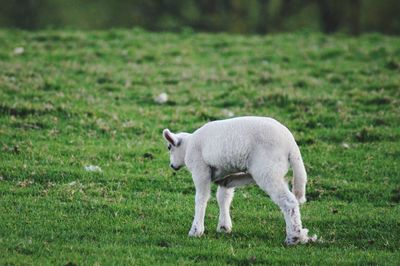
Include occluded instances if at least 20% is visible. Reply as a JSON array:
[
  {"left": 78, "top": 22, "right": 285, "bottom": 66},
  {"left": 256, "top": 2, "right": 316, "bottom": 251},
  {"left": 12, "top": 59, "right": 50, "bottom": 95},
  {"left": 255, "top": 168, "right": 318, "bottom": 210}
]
[{"left": 163, "top": 129, "right": 186, "bottom": 171}]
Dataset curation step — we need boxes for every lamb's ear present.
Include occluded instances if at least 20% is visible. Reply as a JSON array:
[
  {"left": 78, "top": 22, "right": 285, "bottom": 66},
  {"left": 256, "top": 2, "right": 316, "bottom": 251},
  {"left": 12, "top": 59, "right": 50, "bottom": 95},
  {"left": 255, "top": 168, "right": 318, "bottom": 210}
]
[{"left": 163, "top": 129, "right": 179, "bottom": 146}]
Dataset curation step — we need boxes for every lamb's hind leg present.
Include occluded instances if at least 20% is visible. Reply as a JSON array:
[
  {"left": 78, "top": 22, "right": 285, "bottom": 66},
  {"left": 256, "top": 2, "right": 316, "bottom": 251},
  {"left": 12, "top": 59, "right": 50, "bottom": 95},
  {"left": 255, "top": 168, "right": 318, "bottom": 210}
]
[
  {"left": 216, "top": 186, "right": 234, "bottom": 233},
  {"left": 250, "top": 160, "right": 316, "bottom": 245},
  {"left": 272, "top": 185, "right": 316, "bottom": 245}
]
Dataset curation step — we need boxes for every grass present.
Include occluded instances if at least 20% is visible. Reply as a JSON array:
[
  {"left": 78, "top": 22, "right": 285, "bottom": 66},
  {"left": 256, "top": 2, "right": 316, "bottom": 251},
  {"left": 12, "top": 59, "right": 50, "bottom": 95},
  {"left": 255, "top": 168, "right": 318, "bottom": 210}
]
[{"left": 0, "top": 29, "right": 399, "bottom": 265}]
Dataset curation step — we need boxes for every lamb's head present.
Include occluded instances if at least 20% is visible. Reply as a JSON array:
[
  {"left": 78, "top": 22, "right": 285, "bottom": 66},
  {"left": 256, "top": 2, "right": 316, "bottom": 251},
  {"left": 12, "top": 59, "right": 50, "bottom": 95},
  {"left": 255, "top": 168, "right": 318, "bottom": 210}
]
[{"left": 162, "top": 129, "right": 190, "bottom": 171}]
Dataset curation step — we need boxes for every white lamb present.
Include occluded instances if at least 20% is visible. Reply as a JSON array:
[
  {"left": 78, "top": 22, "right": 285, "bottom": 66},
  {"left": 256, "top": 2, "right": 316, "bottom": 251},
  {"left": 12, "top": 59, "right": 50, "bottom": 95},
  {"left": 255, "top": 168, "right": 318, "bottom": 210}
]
[{"left": 162, "top": 116, "right": 317, "bottom": 245}]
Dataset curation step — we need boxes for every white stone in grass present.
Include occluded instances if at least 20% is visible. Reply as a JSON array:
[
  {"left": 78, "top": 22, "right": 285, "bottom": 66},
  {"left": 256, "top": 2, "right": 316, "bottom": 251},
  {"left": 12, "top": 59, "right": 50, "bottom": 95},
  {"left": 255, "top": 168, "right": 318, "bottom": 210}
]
[
  {"left": 341, "top": 143, "right": 350, "bottom": 149},
  {"left": 84, "top": 165, "right": 102, "bottom": 172},
  {"left": 154, "top": 92, "right": 168, "bottom": 104},
  {"left": 222, "top": 109, "right": 234, "bottom": 118},
  {"left": 14, "top": 47, "right": 24, "bottom": 55}
]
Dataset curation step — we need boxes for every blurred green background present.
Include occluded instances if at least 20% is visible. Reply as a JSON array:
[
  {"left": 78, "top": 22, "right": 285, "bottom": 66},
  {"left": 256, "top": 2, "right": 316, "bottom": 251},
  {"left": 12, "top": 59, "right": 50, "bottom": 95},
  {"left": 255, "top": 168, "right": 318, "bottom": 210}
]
[{"left": 1, "top": 0, "right": 399, "bottom": 34}]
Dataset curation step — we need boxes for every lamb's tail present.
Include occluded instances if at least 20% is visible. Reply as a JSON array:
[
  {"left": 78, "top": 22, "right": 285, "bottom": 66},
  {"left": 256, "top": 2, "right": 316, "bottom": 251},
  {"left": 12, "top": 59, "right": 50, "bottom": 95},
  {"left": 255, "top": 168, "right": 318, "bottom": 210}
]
[{"left": 289, "top": 144, "right": 307, "bottom": 205}]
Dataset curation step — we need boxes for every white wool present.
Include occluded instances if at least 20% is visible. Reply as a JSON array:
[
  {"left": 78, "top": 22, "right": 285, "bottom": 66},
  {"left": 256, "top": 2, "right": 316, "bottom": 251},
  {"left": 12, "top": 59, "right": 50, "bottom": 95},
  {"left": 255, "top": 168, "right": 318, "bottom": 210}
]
[{"left": 163, "top": 116, "right": 317, "bottom": 245}]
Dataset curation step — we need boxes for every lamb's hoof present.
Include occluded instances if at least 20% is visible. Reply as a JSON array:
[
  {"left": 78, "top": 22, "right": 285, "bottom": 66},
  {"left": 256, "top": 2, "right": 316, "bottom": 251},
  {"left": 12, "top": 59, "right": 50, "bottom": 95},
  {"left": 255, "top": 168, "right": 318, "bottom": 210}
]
[
  {"left": 285, "top": 229, "right": 317, "bottom": 245},
  {"left": 217, "top": 224, "right": 232, "bottom": 233},
  {"left": 188, "top": 226, "right": 204, "bottom": 237}
]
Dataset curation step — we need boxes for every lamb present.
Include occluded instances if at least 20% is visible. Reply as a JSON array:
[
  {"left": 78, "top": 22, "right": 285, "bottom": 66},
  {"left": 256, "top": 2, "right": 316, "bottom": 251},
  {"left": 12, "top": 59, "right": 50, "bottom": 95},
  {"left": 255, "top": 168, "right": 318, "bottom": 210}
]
[{"left": 162, "top": 116, "right": 317, "bottom": 245}]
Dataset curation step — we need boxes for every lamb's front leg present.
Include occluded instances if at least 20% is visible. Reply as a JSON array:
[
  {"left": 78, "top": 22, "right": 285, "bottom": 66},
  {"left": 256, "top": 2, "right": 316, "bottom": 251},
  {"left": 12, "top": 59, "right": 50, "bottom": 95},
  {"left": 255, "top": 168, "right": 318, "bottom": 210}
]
[
  {"left": 189, "top": 173, "right": 211, "bottom": 237},
  {"left": 216, "top": 186, "right": 235, "bottom": 233}
]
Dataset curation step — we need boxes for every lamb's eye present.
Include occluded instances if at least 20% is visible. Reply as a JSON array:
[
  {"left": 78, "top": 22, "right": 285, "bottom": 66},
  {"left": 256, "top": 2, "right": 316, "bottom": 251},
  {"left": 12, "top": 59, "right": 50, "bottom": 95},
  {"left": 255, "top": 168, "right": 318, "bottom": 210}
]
[{"left": 167, "top": 144, "right": 172, "bottom": 150}]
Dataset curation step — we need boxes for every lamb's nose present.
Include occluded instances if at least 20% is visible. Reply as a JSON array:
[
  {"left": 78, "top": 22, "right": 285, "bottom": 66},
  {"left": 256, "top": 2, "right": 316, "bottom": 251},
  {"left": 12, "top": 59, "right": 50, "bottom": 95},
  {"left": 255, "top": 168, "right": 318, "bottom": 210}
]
[{"left": 170, "top": 164, "right": 180, "bottom": 171}]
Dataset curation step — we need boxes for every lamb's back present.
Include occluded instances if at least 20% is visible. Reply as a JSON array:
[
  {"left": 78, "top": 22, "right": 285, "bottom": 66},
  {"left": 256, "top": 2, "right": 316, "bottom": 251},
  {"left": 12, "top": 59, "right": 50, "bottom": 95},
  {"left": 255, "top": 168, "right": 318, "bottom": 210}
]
[{"left": 191, "top": 116, "right": 294, "bottom": 170}]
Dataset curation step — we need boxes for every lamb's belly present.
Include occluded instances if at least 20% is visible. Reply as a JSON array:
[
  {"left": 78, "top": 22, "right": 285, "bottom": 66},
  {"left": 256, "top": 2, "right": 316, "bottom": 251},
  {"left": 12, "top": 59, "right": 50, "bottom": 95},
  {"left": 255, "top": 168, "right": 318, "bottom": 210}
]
[
  {"left": 210, "top": 167, "right": 232, "bottom": 182},
  {"left": 209, "top": 160, "right": 248, "bottom": 182}
]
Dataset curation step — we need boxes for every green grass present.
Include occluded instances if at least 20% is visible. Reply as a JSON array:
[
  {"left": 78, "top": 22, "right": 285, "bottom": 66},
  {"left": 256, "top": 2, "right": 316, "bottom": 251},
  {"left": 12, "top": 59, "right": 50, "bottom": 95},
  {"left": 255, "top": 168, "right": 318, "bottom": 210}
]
[{"left": 0, "top": 29, "right": 399, "bottom": 265}]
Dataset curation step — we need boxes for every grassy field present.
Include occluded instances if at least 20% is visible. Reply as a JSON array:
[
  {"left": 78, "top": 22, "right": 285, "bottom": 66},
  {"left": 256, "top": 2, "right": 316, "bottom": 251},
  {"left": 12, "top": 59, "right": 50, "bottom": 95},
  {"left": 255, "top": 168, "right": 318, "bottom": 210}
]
[{"left": 0, "top": 29, "right": 399, "bottom": 265}]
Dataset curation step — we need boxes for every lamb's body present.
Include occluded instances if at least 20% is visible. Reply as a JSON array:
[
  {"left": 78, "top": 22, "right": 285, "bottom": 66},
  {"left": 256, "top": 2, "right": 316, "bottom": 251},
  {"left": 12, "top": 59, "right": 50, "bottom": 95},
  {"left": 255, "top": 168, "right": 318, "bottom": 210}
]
[
  {"left": 188, "top": 117, "right": 294, "bottom": 180},
  {"left": 163, "top": 116, "right": 316, "bottom": 245}
]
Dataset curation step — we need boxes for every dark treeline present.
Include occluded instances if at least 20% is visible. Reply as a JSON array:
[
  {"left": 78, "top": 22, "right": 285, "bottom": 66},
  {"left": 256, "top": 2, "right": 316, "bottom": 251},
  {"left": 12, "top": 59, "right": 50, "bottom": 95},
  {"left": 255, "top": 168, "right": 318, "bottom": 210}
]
[{"left": 1, "top": 0, "right": 399, "bottom": 34}]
